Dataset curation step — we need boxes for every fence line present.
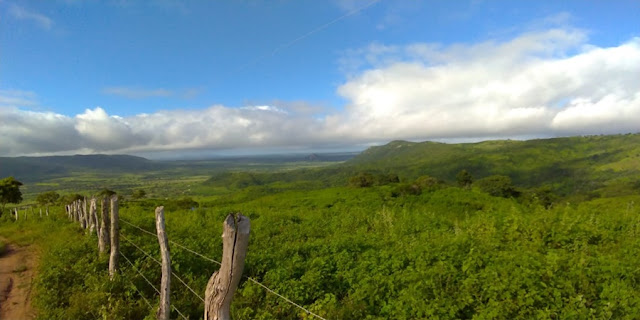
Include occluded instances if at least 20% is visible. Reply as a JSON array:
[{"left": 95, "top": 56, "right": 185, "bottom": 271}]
[
  {"left": 120, "top": 254, "right": 155, "bottom": 310},
  {"left": 121, "top": 218, "right": 222, "bottom": 266},
  {"left": 121, "top": 234, "right": 206, "bottom": 303},
  {"left": 121, "top": 251, "right": 189, "bottom": 320},
  {"left": 120, "top": 218, "right": 328, "bottom": 320}
]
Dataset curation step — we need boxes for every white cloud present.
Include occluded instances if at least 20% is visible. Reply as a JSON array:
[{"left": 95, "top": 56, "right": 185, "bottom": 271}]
[
  {"left": 9, "top": 4, "right": 54, "bottom": 30},
  {"left": 2, "top": 27, "right": 639, "bottom": 156},
  {"left": 0, "top": 90, "right": 38, "bottom": 107},
  {"left": 332, "top": 29, "right": 640, "bottom": 141}
]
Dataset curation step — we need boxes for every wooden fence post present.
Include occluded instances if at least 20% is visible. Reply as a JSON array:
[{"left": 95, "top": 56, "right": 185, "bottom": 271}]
[
  {"left": 155, "top": 206, "right": 171, "bottom": 320},
  {"left": 109, "top": 195, "right": 119, "bottom": 280},
  {"left": 40, "top": 208, "right": 42, "bottom": 218},
  {"left": 80, "top": 198, "right": 87, "bottom": 229},
  {"left": 204, "top": 214, "right": 251, "bottom": 320},
  {"left": 99, "top": 197, "right": 109, "bottom": 254},
  {"left": 89, "top": 197, "right": 97, "bottom": 235},
  {"left": 14, "top": 208, "right": 18, "bottom": 221},
  {"left": 46, "top": 206, "right": 49, "bottom": 217}
]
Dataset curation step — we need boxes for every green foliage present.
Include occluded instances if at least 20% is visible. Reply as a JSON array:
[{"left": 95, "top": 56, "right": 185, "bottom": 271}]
[
  {"left": 348, "top": 172, "right": 376, "bottom": 187},
  {"left": 348, "top": 172, "right": 399, "bottom": 188},
  {"left": 5, "top": 133, "right": 640, "bottom": 318},
  {"left": 131, "top": 189, "right": 146, "bottom": 199},
  {"left": 0, "top": 176, "right": 23, "bottom": 216},
  {"left": 97, "top": 188, "right": 116, "bottom": 198},
  {"left": 475, "top": 174, "right": 520, "bottom": 198},
  {"left": 61, "top": 193, "right": 84, "bottom": 204},
  {"left": 456, "top": 169, "right": 473, "bottom": 188},
  {"left": 36, "top": 191, "right": 60, "bottom": 206},
  {"left": 414, "top": 175, "right": 445, "bottom": 192}
]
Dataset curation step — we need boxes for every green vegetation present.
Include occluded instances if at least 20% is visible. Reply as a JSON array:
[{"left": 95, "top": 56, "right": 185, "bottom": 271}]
[
  {"left": 36, "top": 191, "right": 60, "bottom": 207},
  {"left": 0, "top": 176, "right": 23, "bottom": 217},
  {"left": 1, "top": 133, "right": 640, "bottom": 319}
]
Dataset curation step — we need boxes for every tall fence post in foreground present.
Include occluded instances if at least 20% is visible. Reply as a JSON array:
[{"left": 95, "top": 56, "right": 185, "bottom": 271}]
[
  {"left": 205, "top": 213, "right": 251, "bottom": 320},
  {"left": 109, "top": 195, "right": 119, "bottom": 280},
  {"left": 14, "top": 208, "right": 18, "bottom": 221},
  {"left": 155, "top": 206, "right": 171, "bottom": 320},
  {"left": 98, "top": 197, "right": 109, "bottom": 254}
]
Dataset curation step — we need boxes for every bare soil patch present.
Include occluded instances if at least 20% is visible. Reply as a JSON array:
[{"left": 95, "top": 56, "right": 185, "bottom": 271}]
[{"left": 0, "top": 238, "right": 36, "bottom": 319}]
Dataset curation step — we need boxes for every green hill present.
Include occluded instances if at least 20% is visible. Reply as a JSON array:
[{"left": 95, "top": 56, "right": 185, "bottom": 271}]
[{"left": 347, "top": 134, "right": 640, "bottom": 198}]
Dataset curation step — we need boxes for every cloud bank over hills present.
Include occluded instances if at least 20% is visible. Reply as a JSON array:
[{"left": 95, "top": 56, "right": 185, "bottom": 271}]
[{"left": 2, "top": 28, "right": 639, "bottom": 157}]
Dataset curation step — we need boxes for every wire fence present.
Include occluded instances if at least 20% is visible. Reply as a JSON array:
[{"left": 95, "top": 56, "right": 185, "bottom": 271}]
[
  {"left": 121, "top": 234, "right": 205, "bottom": 303},
  {"left": 120, "top": 251, "right": 189, "bottom": 320},
  {"left": 120, "top": 217, "right": 328, "bottom": 320}
]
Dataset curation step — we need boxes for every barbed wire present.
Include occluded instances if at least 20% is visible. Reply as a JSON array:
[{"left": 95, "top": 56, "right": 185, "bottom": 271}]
[
  {"left": 121, "top": 234, "right": 206, "bottom": 303},
  {"left": 121, "top": 219, "right": 222, "bottom": 266},
  {"left": 120, "top": 252, "right": 189, "bottom": 320},
  {"left": 120, "top": 217, "right": 328, "bottom": 320}
]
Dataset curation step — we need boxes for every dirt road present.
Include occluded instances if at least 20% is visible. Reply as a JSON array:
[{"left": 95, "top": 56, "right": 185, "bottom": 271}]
[{"left": 0, "top": 239, "right": 36, "bottom": 320}]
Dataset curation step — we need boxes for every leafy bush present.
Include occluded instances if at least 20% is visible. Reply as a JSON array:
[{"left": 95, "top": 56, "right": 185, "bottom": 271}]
[{"left": 475, "top": 174, "right": 520, "bottom": 198}]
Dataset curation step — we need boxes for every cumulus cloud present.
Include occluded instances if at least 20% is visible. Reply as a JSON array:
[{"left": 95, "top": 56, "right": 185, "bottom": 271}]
[
  {"left": 1, "top": 27, "right": 639, "bottom": 156},
  {"left": 333, "top": 28, "right": 640, "bottom": 141}
]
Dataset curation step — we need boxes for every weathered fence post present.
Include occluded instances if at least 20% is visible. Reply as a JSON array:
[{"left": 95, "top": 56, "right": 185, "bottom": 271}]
[
  {"left": 40, "top": 208, "right": 42, "bottom": 218},
  {"left": 46, "top": 206, "right": 49, "bottom": 217},
  {"left": 89, "top": 197, "right": 97, "bottom": 235},
  {"left": 204, "top": 214, "right": 251, "bottom": 320},
  {"left": 155, "top": 206, "right": 171, "bottom": 320},
  {"left": 14, "top": 208, "right": 18, "bottom": 221},
  {"left": 109, "top": 195, "right": 119, "bottom": 280},
  {"left": 98, "top": 197, "right": 109, "bottom": 254},
  {"left": 80, "top": 198, "right": 87, "bottom": 229}
]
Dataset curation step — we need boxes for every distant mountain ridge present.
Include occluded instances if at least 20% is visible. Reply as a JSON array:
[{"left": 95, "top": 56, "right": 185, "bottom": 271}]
[
  {"left": 0, "top": 154, "right": 160, "bottom": 182},
  {"left": 346, "top": 133, "right": 640, "bottom": 197}
]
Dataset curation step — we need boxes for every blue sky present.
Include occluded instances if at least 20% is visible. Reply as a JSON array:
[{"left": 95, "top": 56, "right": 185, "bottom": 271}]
[{"left": 1, "top": 0, "right": 639, "bottom": 157}]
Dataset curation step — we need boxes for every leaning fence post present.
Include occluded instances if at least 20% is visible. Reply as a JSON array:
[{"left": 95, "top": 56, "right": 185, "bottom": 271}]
[
  {"left": 109, "top": 195, "right": 119, "bottom": 280},
  {"left": 98, "top": 197, "right": 109, "bottom": 254},
  {"left": 155, "top": 206, "right": 171, "bottom": 320},
  {"left": 204, "top": 214, "right": 251, "bottom": 320}
]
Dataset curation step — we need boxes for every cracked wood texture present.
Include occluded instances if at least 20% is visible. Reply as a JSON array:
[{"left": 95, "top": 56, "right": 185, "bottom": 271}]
[
  {"left": 98, "top": 197, "right": 109, "bottom": 254},
  {"left": 109, "top": 195, "right": 119, "bottom": 280},
  {"left": 155, "top": 206, "right": 171, "bottom": 320},
  {"left": 205, "top": 214, "right": 250, "bottom": 320}
]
